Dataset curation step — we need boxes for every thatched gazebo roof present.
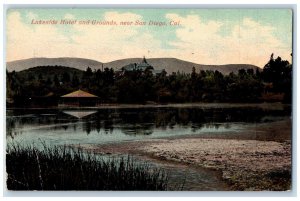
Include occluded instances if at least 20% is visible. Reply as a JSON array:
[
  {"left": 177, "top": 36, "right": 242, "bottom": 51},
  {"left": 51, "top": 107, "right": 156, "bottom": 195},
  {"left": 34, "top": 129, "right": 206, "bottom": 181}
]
[{"left": 61, "top": 90, "right": 98, "bottom": 98}]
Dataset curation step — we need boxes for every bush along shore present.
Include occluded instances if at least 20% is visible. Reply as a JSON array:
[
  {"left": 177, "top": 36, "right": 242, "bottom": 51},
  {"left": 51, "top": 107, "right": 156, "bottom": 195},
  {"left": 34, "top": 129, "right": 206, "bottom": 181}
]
[{"left": 6, "top": 144, "right": 169, "bottom": 190}]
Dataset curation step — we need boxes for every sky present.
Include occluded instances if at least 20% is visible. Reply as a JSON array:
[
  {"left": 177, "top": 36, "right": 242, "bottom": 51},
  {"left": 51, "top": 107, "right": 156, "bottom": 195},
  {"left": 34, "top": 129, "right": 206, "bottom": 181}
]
[{"left": 6, "top": 8, "right": 292, "bottom": 68}]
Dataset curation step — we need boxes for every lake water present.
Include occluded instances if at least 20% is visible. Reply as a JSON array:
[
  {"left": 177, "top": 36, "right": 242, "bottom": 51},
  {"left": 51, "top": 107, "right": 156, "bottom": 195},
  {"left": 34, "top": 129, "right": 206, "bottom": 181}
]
[
  {"left": 6, "top": 103, "right": 291, "bottom": 190},
  {"left": 7, "top": 104, "right": 291, "bottom": 146}
]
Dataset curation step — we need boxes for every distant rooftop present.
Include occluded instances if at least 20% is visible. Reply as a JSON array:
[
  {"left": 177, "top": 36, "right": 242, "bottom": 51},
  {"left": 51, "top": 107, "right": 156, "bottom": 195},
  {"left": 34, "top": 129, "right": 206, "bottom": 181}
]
[
  {"left": 61, "top": 89, "right": 98, "bottom": 98},
  {"left": 121, "top": 57, "right": 154, "bottom": 72}
]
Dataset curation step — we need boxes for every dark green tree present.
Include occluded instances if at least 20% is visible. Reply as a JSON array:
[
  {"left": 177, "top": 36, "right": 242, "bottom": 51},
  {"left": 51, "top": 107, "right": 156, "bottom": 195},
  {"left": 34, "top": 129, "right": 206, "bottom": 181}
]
[
  {"left": 262, "top": 53, "right": 292, "bottom": 103},
  {"left": 71, "top": 74, "right": 80, "bottom": 88},
  {"left": 62, "top": 72, "right": 71, "bottom": 83}
]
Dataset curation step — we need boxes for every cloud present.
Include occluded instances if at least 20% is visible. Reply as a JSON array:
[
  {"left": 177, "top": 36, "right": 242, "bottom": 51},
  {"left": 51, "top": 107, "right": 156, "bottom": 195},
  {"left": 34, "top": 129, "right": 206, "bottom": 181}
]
[
  {"left": 6, "top": 11, "right": 164, "bottom": 63},
  {"left": 69, "top": 11, "right": 164, "bottom": 60},
  {"left": 26, "top": 11, "right": 38, "bottom": 19},
  {"left": 64, "top": 13, "right": 75, "bottom": 19},
  {"left": 165, "top": 14, "right": 291, "bottom": 67},
  {"left": 6, "top": 10, "right": 291, "bottom": 68},
  {"left": 7, "top": 11, "right": 71, "bottom": 61}
]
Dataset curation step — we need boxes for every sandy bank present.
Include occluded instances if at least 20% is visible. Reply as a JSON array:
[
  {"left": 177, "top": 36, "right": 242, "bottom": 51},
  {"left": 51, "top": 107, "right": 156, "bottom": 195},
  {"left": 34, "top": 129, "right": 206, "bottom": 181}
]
[
  {"left": 76, "top": 137, "right": 291, "bottom": 191},
  {"left": 139, "top": 138, "right": 291, "bottom": 190},
  {"left": 74, "top": 120, "right": 291, "bottom": 191}
]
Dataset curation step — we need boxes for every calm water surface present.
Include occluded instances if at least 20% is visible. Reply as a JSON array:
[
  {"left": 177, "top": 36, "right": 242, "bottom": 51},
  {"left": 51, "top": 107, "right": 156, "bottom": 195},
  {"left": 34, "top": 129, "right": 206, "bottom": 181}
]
[
  {"left": 7, "top": 104, "right": 291, "bottom": 146},
  {"left": 6, "top": 104, "right": 291, "bottom": 190}
]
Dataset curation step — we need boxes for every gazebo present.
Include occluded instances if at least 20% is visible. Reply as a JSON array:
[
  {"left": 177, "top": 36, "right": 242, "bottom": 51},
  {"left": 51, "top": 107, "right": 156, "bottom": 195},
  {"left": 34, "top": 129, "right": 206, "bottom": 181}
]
[{"left": 60, "top": 89, "right": 99, "bottom": 107}]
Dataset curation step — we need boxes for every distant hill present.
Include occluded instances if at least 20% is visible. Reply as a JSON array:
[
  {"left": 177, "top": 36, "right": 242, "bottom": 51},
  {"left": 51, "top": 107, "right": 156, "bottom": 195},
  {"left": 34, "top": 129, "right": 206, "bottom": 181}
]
[
  {"left": 7, "top": 57, "right": 260, "bottom": 75},
  {"left": 7, "top": 57, "right": 103, "bottom": 72},
  {"left": 106, "top": 58, "right": 260, "bottom": 75},
  {"left": 16, "top": 66, "right": 84, "bottom": 81}
]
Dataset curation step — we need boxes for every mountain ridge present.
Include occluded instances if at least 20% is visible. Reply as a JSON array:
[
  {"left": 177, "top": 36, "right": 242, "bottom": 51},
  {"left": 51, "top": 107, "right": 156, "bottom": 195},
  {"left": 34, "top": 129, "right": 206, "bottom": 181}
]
[{"left": 6, "top": 57, "right": 260, "bottom": 74}]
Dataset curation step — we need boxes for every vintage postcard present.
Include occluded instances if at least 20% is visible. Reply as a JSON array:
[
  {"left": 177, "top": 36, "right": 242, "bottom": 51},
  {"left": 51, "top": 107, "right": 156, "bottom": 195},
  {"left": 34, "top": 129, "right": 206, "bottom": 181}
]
[{"left": 5, "top": 7, "right": 293, "bottom": 191}]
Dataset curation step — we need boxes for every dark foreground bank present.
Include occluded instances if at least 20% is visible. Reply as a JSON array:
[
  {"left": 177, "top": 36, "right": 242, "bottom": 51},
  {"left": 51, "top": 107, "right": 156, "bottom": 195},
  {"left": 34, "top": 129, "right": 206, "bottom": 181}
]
[{"left": 6, "top": 144, "right": 169, "bottom": 190}]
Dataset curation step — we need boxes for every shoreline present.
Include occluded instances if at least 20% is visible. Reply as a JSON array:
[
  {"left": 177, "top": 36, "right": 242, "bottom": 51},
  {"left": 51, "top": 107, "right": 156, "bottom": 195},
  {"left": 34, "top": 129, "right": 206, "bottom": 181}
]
[
  {"left": 6, "top": 102, "right": 290, "bottom": 110},
  {"left": 75, "top": 138, "right": 291, "bottom": 191},
  {"left": 139, "top": 138, "right": 291, "bottom": 191},
  {"left": 74, "top": 120, "right": 292, "bottom": 191}
]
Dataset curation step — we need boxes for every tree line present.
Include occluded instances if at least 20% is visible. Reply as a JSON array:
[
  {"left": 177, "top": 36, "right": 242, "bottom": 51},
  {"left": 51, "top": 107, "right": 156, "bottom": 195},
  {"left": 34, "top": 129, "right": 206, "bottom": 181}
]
[{"left": 6, "top": 54, "right": 292, "bottom": 107}]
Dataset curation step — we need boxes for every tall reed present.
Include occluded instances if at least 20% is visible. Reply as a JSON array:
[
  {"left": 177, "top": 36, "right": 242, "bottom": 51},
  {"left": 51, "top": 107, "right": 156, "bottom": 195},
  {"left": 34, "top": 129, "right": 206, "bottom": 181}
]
[{"left": 6, "top": 144, "right": 169, "bottom": 190}]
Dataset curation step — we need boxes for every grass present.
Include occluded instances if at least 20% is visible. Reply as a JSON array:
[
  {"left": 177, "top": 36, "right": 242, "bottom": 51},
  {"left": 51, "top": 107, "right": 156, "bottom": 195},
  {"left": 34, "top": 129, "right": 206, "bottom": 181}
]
[{"left": 6, "top": 144, "right": 169, "bottom": 190}]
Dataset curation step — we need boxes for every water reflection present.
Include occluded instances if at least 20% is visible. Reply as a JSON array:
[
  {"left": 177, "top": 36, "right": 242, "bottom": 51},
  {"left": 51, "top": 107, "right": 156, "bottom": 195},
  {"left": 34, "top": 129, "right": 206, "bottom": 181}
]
[
  {"left": 62, "top": 110, "right": 97, "bottom": 119},
  {"left": 6, "top": 106, "right": 291, "bottom": 143},
  {"left": 5, "top": 105, "right": 291, "bottom": 191}
]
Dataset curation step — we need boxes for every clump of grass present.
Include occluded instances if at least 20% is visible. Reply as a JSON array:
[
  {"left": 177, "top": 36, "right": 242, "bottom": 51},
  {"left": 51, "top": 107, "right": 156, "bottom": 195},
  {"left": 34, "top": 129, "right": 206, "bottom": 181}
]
[{"left": 6, "top": 144, "right": 169, "bottom": 190}]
